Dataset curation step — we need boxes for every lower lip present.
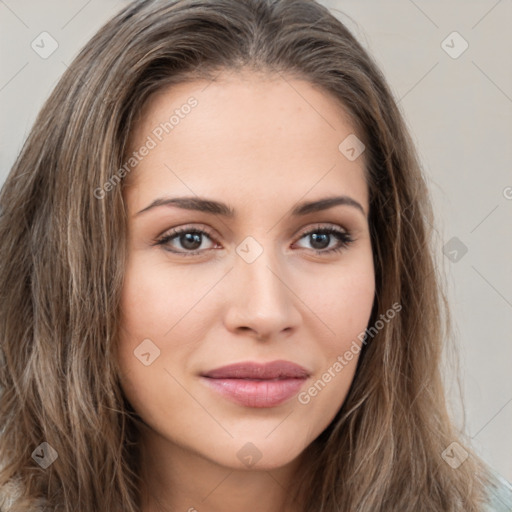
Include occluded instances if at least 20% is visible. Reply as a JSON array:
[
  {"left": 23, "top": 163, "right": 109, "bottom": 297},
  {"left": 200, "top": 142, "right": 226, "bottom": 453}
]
[{"left": 200, "top": 377, "right": 307, "bottom": 408}]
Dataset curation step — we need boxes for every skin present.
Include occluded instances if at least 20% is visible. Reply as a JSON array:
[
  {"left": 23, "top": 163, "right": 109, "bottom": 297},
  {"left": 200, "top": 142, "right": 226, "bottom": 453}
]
[{"left": 117, "top": 70, "right": 375, "bottom": 512}]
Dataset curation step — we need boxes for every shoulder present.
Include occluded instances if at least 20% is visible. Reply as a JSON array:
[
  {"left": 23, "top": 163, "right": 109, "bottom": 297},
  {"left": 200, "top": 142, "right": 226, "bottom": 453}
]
[
  {"left": 0, "top": 479, "right": 48, "bottom": 512},
  {"left": 0, "top": 479, "right": 23, "bottom": 511},
  {"left": 482, "top": 470, "right": 512, "bottom": 512}
]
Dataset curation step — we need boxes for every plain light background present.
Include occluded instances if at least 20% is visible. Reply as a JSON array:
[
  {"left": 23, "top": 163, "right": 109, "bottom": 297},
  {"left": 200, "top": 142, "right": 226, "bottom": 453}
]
[{"left": 0, "top": 0, "right": 511, "bottom": 481}]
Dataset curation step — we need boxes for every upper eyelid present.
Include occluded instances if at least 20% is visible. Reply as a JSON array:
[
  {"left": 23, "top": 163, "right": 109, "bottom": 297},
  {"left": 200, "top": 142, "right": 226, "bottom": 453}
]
[{"left": 158, "top": 222, "right": 350, "bottom": 241}]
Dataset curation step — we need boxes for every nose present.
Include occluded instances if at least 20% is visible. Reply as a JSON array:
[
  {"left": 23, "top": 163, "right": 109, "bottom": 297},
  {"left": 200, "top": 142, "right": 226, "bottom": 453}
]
[{"left": 223, "top": 245, "right": 302, "bottom": 341}]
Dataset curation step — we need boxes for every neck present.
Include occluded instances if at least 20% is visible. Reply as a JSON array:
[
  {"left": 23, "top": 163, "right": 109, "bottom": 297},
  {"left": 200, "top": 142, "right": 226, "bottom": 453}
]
[{"left": 137, "top": 425, "right": 305, "bottom": 512}]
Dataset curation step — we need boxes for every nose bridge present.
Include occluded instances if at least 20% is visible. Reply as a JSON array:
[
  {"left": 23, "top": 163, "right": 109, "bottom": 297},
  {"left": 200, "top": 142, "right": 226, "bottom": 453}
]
[
  {"left": 236, "top": 235, "right": 286, "bottom": 306},
  {"left": 226, "top": 235, "right": 299, "bottom": 336}
]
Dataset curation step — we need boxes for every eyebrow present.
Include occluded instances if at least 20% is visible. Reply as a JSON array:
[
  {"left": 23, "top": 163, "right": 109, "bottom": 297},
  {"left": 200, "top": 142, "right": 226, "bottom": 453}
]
[{"left": 135, "top": 195, "right": 366, "bottom": 218}]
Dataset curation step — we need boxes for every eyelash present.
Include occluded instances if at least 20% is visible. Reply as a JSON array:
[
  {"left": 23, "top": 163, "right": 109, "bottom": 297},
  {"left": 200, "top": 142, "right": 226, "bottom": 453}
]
[{"left": 154, "top": 224, "right": 355, "bottom": 257}]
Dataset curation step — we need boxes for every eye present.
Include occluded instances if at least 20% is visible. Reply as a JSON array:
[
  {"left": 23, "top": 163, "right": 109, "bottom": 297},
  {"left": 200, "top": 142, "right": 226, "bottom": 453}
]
[
  {"left": 154, "top": 225, "right": 218, "bottom": 256},
  {"left": 154, "top": 224, "right": 355, "bottom": 257},
  {"left": 293, "top": 225, "right": 354, "bottom": 255}
]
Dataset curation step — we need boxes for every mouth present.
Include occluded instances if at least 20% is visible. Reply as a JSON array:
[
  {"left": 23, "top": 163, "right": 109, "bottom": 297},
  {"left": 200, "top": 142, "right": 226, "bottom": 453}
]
[{"left": 200, "top": 360, "right": 310, "bottom": 408}]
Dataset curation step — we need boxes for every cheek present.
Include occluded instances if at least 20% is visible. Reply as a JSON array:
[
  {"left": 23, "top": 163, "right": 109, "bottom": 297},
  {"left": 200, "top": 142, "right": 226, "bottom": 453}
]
[
  {"left": 116, "top": 257, "right": 174, "bottom": 390},
  {"left": 297, "top": 256, "right": 375, "bottom": 406},
  {"left": 116, "top": 254, "right": 216, "bottom": 404},
  {"left": 295, "top": 291, "right": 373, "bottom": 428},
  {"left": 116, "top": 261, "right": 190, "bottom": 427},
  {"left": 119, "top": 253, "right": 205, "bottom": 340},
  {"left": 330, "top": 272, "right": 374, "bottom": 343},
  {"left": 302, "top": 255, "right": 375, "bottom": 346}
]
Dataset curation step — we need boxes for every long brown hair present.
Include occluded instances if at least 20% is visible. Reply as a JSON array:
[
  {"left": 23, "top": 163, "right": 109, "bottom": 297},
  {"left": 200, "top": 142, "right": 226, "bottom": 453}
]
[{"left": 0, "top": 0, "right": 494, "bottom": 510}]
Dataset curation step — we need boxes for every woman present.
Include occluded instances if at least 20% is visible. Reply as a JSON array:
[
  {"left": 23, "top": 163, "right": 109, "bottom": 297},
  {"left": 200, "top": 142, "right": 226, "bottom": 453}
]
[{"left": 0, "top": 0, "right": 510, "bottom": 510}]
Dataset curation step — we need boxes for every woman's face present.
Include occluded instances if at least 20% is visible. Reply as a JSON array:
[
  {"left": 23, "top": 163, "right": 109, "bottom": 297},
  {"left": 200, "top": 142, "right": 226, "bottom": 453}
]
[{"left": 117, "top": 71, "right": 375, "bottom": 472}]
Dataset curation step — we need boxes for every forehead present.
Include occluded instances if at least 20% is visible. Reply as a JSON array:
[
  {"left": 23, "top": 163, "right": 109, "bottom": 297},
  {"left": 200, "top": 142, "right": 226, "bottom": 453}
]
[{"left": 124, "top": 72, "right": 369, "bottom": 215}]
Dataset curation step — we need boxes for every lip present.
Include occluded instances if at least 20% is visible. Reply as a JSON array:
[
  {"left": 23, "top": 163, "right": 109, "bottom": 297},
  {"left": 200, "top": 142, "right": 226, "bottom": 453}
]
[{"left": 200, "top": 360, "right": 310, "bottom": 408}]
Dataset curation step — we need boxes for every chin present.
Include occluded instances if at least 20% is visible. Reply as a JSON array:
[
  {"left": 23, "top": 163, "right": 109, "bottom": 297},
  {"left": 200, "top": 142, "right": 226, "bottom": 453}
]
[{"left": 190, "top": 427, "right": 312, "bottom": 472}]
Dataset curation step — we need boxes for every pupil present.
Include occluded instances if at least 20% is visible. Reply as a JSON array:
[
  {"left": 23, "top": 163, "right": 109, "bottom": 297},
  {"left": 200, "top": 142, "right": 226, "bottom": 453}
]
[
  {"left": 181, "top": 233, "right": 201, "bottom": 250},
  {"left": 310, "top": 233, "right": 329, "bottom": 250}
]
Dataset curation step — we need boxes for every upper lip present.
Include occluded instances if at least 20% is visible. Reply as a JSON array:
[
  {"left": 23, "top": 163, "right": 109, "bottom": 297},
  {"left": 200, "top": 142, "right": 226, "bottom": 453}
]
[{"left": 201, "top": 360, "right": 310, "bottom": 380}]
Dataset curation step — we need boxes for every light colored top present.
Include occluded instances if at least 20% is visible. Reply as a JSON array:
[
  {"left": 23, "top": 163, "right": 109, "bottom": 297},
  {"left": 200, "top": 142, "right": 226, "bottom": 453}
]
[{"left": 484, "top": 470, "right": 512, "bottom": 511}]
